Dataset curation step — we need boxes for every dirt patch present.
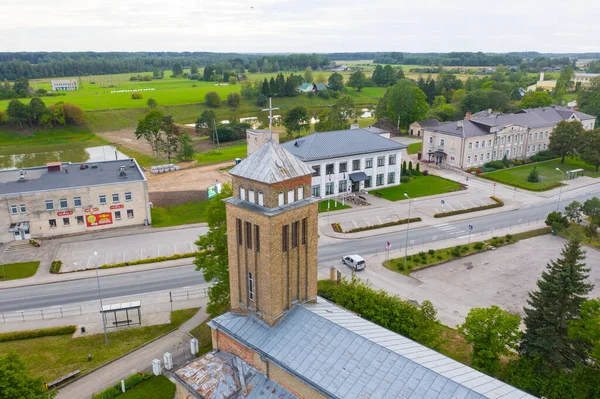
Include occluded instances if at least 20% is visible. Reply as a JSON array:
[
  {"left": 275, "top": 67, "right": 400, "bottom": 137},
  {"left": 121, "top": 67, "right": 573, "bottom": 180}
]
[{"left": 98, "top": 128, "right": 152, "bottom": 155}]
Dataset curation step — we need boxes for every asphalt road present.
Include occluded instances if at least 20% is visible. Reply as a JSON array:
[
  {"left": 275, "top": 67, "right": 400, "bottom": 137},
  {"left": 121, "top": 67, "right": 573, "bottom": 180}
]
[{"left": 2, "top": 186, "right": 599, "bottom": 313}]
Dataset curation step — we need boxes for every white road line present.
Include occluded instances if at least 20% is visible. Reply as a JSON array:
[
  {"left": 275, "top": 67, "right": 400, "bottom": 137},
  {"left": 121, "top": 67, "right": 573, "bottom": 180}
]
[
  {"left": 467, "top": 200, "right": 476, "bottom": 207},
  {"left": 438, "top": 226, "right": 456, "bottom": 231},
  {"left": 457, "top": 235, "right": 470, "bottom": 239},
  {"left": 376, "top": 216, "right": 383, "bottom": 224},
  {"left": 434, "top": 223, "right": 449, "bottom": 227},
  {"left": 352, "top": 220, "right": 358, "bottom": 228},
  {"left": 364, "top": 218, "right": 371, "bottom": 227},
  {"left": 478, "top": 198, "right": 487, "bottom": 205}
]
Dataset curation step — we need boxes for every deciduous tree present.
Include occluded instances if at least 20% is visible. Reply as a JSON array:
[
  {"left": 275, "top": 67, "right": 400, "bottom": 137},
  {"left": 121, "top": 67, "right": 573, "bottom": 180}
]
[
  {"left": 227, "top": 92, "right": 241, "bottom": 108},
  {"left": 520, "top": 91, "right": 554, "bottom": 109},
  {"left": 161, "top": 114, "right": 181, "bottom": 163},
  {"left": 146, "top": 98, "right": 157, "bottom": 109},
  {"left": 303, "top": 67, "right": 313, "bottom": 83},
  {"left": 579, "top": 128, "right": 600, "bottom": 171},
  {"left": 204, "top": 91, "right": 222, "bottom": 108},
  {"left": 135, "top": 110, "right": 165, "bottom": 163},
  {"left": 194, "top": 183, "right": 233, "bottom": 317},
  {"left": 178, "top": 132, "right": 195, "bottom": 161},
  {"left": 195, "top": 110, "right": 216, "bottom": 135},
  {"left": 582, "top": 196, "right": 600, "bottom": 225},
  {"left": 6, "top": 99, "right": 29, "bottom": 129},
  {"left": 520, "top": 239, "right": 593, "bottom": 369},
  {"left": 283, "top": 105, "right": 309, "bottom": 137},
  {"left": 190, "top": 62, "right": 199, "bottom": 75},
  {"left": 348, "top": 71, "right": 366, "bottom": 92},
  {"left": 386, "top": 79, "right": 430, "bottom": 130},
  {"left": 171, "top": 63, "right": 183, "bottom": 77},
  {"left": 548, "top": 120, "right": 583, "bottom": 163},
  {"left": 458, "top": 306, "right": 521, "bottom": 375},
  {"left": 0, "top": 352, "right": 55, "bottom": 399},
  {"left": 564, "top": 200, "right": 583, "bottom": 223},
  {"left": 328, "top": 73, "right": 344, "bottom": 91}
]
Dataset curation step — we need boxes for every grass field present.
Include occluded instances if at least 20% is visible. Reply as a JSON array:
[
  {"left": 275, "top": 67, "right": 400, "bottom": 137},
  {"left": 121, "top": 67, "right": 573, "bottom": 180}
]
[
  {"left": 195, "top": 144, "right": 247, "bottom": 165},
  {"left": 189, "top": 321, "right": 214, "bottom": 356},
  {"left": 0, "top": 125, "right": 106, "bottom": 147},
  {"left": 370, "top": 175, "right": 463, "bottom": 201},
  {"left": 481, "top": 158, "right": 600, "bottom": 191},
  {"left": 407, "top": 142, "right": 422, "bottom": 155},
  {"left": 151, "top": 201, "right": 210, "bottom": 228},
  {"left": 318, "top": 200, "right": 352, "bottom": 213},
  {"left": 0, "top": 262, "right": 40, "bottom": 280},
  {"left": 558, "top": 223, "right": 600, "bottom": 250},
  {"left": 0, "top": 308, "right": 198, "bottom": 382},
  {"left": 120, "top": 375, "right": 175, "bottom": 399}
]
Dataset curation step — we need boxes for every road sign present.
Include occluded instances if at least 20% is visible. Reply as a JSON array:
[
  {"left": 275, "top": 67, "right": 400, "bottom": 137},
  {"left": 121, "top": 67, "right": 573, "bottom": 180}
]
[
  {"left": 493, "top": 183, "right": 496, "bottom": 186},
  {"left": 469, "top": 224, "right": 473, "bottom": 230},
  {"left": 385, "top": 241, "right": 391, "bottom": 250},
  {"left": 441, "top": 200, "right": 445, "bottom": 205}
]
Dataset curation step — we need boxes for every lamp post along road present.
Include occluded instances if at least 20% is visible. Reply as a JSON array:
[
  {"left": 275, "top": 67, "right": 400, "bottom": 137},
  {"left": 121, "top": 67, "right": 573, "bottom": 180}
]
[
  {"left": 403, "top": 193, "right": 412, "bottom": 265},
  {"left": 556, "top": 168, "right": 565, "bottom": 212},
  {"left": 94, "top": 251, "right": 109, "bottom": 346}
]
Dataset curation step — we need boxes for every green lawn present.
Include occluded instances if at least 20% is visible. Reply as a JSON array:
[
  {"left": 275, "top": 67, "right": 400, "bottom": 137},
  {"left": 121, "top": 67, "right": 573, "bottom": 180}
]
[
  {"left": 481, "top": 158, "right": 600, "bottom": 191},
  {"left": 189, "top": 321, "right": 214, "bottom": 357},
  {"left": 318, "top": 200, "right": 352, "bottom": 213},
  {"left": 195, "top": 144, "right": 247, "bottom": 165},
  {"left": 0, "top": 308, "right": 198, "bottom": 382},
  {"left": 120, "top": 375, "right": 175, "bottom": 399},
  {"left": 151, "top": 201, "right": 210, "bottom": 228},
  {"left": 558, "top": 223, "right": 600, "bottom": 250},
  {"left": 407, "top": 142, "right": 422, "bottom": 155},
  {"left": 0, "top": 262, "right": 40, "bottom": 280},
  {"left": 370, "top": 175, "right": 462, "bottom": 201}
]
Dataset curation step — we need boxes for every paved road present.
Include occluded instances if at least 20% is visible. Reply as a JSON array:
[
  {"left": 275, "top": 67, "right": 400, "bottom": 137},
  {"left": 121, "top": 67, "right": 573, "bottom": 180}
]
[{"left": 2, "top": 186, "right": 599, "bottom": 313}]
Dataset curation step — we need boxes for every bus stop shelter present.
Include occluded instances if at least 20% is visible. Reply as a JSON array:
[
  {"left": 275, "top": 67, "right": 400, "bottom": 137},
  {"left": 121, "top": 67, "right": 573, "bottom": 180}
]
[{"left": 101, "top": 301, "right": 141, "bottom": 328}]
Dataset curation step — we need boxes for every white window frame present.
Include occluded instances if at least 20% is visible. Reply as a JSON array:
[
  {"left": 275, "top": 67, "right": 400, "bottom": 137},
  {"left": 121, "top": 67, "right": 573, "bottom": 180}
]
[
  {"left": 46, "top": 200, "right": 54, "bottom": 211},
  {"left": 428, "top": 137, "right": 433, "bottom": 144},
  {"left": 298, "top": 186, "right": 304, "bottom": 200},
  {"left": 248, "top": 272, "right": 254, "bottom": 301},
  {"left": 99, "top": 195, "right": 107, "bottom": 205},
  {"left": 59, "top": 198, "right": 68, "bottom": 209},
  {"left": 468, "top": 142, "right": 472, "bottom": 149},
  {"left": 115, "top": 211, "right": 122, "bottom": 221},
  {"left": 112, "top": 193, "right": 120, "bottom": 203},
  {"left": 125, "top": 192, "right": 132, "bottom": 201},
  {"left": 278, "top": 191, "right": 284, "bottom": 206},
  {"left": 240, "top": 187, "right": 246, "bottom": 201},
  {"left": 19, "top": 204, "right": 26, "bottom": 214},
  {"left": 440, "top": 139, "right": 445, "bottom": 146},
  {"left": 467, "top": 156, "right": 471, "bottom": 165},
  {"left": 248, "top": 189, "right": 255, "bottom": 204},
  {"left": 258, "top": 191, "right": 264, "bottom": 206},
  {"left": 127, "top": 209, "right": 134, "bottom": 219},
  {"left": 287, "top": 189, "right": 294, "bottom": 203},
  {"left": 73, "top": 197, "right": 82, "bottom": 207},
  {"left": 10, "top": 205, "right": 18, "bottom": 215}
]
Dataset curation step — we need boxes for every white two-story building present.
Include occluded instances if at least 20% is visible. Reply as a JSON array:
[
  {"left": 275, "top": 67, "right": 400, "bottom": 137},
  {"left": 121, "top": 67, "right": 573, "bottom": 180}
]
[{"left": 281, "top": 128, "right": 406, "bottom": 198}]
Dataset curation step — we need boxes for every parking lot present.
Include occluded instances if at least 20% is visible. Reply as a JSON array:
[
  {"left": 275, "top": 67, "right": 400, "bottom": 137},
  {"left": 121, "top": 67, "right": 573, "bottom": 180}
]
[{"left": 55, "top": 226, "right": 207, "bottom": 272}]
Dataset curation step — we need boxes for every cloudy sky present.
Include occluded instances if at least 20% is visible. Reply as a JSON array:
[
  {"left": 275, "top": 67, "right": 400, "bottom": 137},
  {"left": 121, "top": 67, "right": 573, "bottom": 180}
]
[{"left": 3, "top": 0, "right": 599, "bottom": 53}]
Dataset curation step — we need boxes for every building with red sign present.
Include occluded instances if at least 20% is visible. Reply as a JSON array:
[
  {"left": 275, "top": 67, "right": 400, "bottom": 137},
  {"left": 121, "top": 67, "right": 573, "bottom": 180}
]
[{"left": 0, "top": 159, "right": 151, "bottom": 243}]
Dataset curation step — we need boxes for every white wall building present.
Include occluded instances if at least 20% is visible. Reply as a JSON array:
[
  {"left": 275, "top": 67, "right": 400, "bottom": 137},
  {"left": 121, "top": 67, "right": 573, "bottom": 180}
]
[
  {"left": 51, "top": 79, "right": 78, "bottom": 91},
  {"left": 281, "top": 128, "right": 406, "bottom": 198}
]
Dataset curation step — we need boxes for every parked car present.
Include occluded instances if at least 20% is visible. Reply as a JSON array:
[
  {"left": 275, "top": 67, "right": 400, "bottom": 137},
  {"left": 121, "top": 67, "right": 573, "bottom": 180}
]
[{"left": 342, "top": 254, "right": 366, "bottom": 271}]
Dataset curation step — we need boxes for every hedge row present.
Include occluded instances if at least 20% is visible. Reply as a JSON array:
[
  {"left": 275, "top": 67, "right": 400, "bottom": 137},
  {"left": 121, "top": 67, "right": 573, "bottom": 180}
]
[
  {"left": 98, "top": 252, "right": 199, "bottom": 270},
  {"left": 480, "top": 175, "right": 562, "bottom": 192},
  {"left": 345, "top": 217, "right": 422, "bottom": 233},
  {"left": 0, "top": 325, "right": 76, "bottom": 343},
  {"left": 50, "top": 260, "right": 62, "bottom": 274},
  {"left": 433, "top": 196, "right": 504, "bottom": 218},
  {"left": 91, "top": 373, "right": 153, "bottom": 399}
]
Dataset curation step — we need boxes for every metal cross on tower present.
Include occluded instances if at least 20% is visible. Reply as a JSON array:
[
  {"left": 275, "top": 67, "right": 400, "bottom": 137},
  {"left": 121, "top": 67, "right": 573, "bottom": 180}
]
[{"left": 261, "top": 97, "right": 279, "bottom": 140}]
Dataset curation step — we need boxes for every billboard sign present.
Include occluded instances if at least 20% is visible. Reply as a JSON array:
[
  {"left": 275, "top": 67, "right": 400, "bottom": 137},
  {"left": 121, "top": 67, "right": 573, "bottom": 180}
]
[
  {"left": 86, "top": 212, "right": 113, "bottom": 227},
  {"left": 207, "top": 183, "right": 223, "bottom": 199}
]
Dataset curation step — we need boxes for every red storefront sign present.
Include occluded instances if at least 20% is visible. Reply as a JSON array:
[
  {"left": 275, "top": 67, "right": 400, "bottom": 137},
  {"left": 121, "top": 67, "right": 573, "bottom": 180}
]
[
  {"left": 57, "top": 211, "right": 73, "bottom": 216},
  {"left": 110, "top": 204, "right": 124, "bottom": 210},
  {"left": 85, "top": 207, "right": 99, "bottom": 213},
  {"left": 86, "top": 212, "right": 113, "bottom": 227}
]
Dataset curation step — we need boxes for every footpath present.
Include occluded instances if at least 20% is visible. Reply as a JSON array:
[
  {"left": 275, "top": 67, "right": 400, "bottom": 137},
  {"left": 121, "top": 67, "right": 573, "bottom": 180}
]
[{"left": 55, "top": 299, "right": 209, "bottom": 399}]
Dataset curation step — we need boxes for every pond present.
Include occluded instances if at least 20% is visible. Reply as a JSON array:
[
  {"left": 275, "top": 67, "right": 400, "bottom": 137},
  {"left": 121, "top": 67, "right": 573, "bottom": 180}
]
[{"left": 0, "top": 145, "right": 128, "bottom": 170}]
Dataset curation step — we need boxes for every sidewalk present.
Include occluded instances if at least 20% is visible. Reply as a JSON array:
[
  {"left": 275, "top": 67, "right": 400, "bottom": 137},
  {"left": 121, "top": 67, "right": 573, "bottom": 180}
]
[{"left": 56, "top": 302, "right": 209, "bottom": 399}]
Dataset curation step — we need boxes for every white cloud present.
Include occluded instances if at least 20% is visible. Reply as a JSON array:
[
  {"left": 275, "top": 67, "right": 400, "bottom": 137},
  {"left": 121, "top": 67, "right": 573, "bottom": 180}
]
[{"left": 1, "top": 0, "right": 599, "bottom": 52}]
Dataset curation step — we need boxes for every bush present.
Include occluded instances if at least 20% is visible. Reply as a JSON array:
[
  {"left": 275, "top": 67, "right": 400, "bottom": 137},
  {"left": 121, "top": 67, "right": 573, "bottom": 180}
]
[
  {"left": 422, "top": 170, "right": 429, "bottom": 176},
  {"left": 256, "top": 94, "right": 268, "bottom": 106},
  {"left": 527, "top": 165, "right": 539, "bottom": 183},
  {"left": 227, "top": 92, "right": 241, "bottom": 108},
  {"left": 205, "top": 91, "right": 221, "bottom": 107},
  {"left": 345, "top": 217, "right": 422, "bottom": 233},
  {"left": 131, "top": 92, "right": 143, "bottom": 99},
  {"left": 147, "top": 98, "right": 157, "bottom": 108},
  {"left": 400, "top": 175, "right": 411, "bottom": 183},
  {"left": 451, "top": 246, "right": 462, "bottom": 257},
  {"left": 0, "top": 325, "right": 76, "bottom": 343},
  {"left": 505, "top": 234, "right": 513, "bottom": 240},
  {"left": 428, "top": 249, "right": 435, "bottom": 255},
  {"left": 530, "top": 150, "right": 556, "bottom": 162},
  {"left": 473, "top": 242, "right": 485, "bottom": 250},
  {"left": 331, "top": 223, "right": 343, "bottom": 233},
  {"left": 317, "top": 90, "right": 330, "bottom": 99},
  {"left": 434, "top": 196, "right": 504, "bottom": 218},
  {"left": 484, "top": 160, "right": 505, "bottom": 170},
  {"left": 330, "top": 91, "right": 340, "bottom": 99},
  {"left": 99, "top": 252, "right": 197, "bottom": 270},
  {"left": 91, "top": 373, "right": 153, "bottom": 399},
  {"left": 50, "top": 260, "right": 62, "bottom": 274},
  {"left": 418, "top": 251, "right": 426, "bottom": 258},
  {"left": 307, "top": 91, "right": 315, "bottom": 99}
]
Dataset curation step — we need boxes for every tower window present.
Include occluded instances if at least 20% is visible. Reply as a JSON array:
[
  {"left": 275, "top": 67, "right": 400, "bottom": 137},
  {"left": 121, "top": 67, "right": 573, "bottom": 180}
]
[
  {"left": 298, "top": 186, "right": 304, "bottom": 200},
  {"left": 287, "top": 189, "right": 294, "bottom": 204},
  {"left": 302, "top": 218, "right": 307, "bottom": 245},
  {"left": 292, "top": 221, "right": 298, "bottom": 249},
  {"left": 248, "top": 272, "right": 254, "bottom": 301},
  {"left": 258, "top": 191, "right": 264, "bottom": 206},
  {"left": 248, "top": 189, "right": 255, "bottom": 204},
  {"left": 236, "top": 219, "right": 243, "bottom": 246},
  {"left": 245, "top": 222, "right": 252, "bottom": 249},
  {"left": 282, "top": 225, "right": 289, "bottom": 252},
  {"left": 240, "top": 187, "right": 246, "bottom": 201},
  {"left": 278, "top": 191, "right": 284, "bottom": 206},
  {"left": 255, "top": 225, "right": 260, "bottom": 252}
]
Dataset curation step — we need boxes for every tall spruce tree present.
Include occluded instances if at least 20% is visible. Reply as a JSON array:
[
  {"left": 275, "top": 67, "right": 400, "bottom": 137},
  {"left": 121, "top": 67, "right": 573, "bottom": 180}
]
[{"left": 520, "top": 239, "right": 593, "bottom": 369}]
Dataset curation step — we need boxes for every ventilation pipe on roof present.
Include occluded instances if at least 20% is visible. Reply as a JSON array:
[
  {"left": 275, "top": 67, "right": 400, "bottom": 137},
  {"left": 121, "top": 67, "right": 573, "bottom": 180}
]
[{"left": 350, "top": 123, "right": 359, "bottom": 129}]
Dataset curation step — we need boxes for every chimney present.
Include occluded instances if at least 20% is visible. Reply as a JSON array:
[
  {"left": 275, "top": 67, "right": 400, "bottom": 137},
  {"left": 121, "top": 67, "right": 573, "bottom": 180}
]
[
  {"left": 457, "top": 120, "right": 463, "bottom": 128},
  {"left": 350, "top": 123, "right": 359, "bottom": 130},
  {"left": 465, "top": 110, "right": 472, "bottom": 120},
  {"left": 488, "top": 108, "right": 492, "bottom": 114},
  {"left": 119, "top": 165, "right": 127, "bottom": 177}
]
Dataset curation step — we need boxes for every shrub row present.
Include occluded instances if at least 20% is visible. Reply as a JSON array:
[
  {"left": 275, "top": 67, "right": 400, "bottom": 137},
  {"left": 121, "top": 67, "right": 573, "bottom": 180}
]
[
  {"left": 91, "top": 373, "right": 153, "bottom": 399},
  {"left": 481, "top": 175, "right": 562, "bottom": 192},
  {"left": 0, "top": 325, "right": 76, "bottom": 343},
  {"left": 345, "top": 217, "right": 422, "bottom": 233},
  {"left": 99, "top": 252, "right": 198, "bottom": 269},
  {"left": 433, "top": 196, "right": 504, "bottom": 218},
  {"left": 50, "top": 260, "right": 62, "bottom": 274},
  {"left": 331, "top": 223, "right": 343, "bottom": 233}
]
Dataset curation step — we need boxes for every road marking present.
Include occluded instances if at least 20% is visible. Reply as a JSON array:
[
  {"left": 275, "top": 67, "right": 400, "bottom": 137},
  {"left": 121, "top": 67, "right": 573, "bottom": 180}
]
[
  {"left": 182, "top": 286, "right": 191, "bottom": 289},
  {"left": 467, "top": 200, "right": 476, "bottom": 207},
  {"left": 449, "top": 230, "right": 466, "bottom": 235},
  {"left": 352, "top": 220, "right": 358, "bottom": 228},
  {"left": 434, "top": 223, "right": 449, "bottom": 227},
  {"left": 457, "top": 235, "right": 470, "bottom": 239},
  {"left": 376, "top": 216, "right": 383, "bottom": 224},
  {"left": 478, "top": 198, "right": 487, "bottom": 205},
  {"left": 459, "top": 202, "right": 468, "bottom": 209},
  {"left": 438, "top": 226, "right": 456, "bottom": 231},
  {"left": 364, "top": 218, "right": 371, "bottom": 227}
]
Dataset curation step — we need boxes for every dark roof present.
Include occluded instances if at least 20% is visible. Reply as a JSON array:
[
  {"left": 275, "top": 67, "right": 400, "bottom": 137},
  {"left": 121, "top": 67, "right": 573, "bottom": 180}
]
[
  {"left": 349, "top": 171, "right": 368, "bottom": 182},
  {"left": 0, "top": 159, "right": 145, "bottom": 196},
  {"left": 519, "top": 106, "right": 596, "bottom": 124},
  {"left": 314, "top": 83, "right": 328, "bottom": 91},
  {"left": 230, "top": 140, "right": 313, "bottom": 184},
  {"left": 413, "top": 119, "right": 440, "bottom": 127},
  {"left": 281, "top": 129, "right": 405, "bottom": 162},
  {"left": 370, "top": 118, "right": 399, "bottom": 135},
  {"left": 210, "top": 298, "right": 536, "bottom": 399}
]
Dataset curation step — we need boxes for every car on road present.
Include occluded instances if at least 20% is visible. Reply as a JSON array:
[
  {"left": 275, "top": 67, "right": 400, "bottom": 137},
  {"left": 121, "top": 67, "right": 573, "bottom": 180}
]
[{"left": 342, "top": 254, "right": 366, "bottom": 271}]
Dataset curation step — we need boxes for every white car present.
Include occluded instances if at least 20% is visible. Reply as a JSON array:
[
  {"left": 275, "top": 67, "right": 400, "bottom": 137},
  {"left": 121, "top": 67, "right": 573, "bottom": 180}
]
[{"left": 342, "top": 254, "right": 366, "bottom": 271}]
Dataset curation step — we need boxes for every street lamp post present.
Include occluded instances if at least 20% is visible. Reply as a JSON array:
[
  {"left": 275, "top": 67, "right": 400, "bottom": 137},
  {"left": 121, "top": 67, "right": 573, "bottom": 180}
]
[
  {"left": 403, "top": 193, "right": 412, "bottom": 265},
  {"left": 93, "top": 251, "right": 109, "bottom": 346},
  {"left": 555, "top": 168, "right": 565, "bottom": 212}
]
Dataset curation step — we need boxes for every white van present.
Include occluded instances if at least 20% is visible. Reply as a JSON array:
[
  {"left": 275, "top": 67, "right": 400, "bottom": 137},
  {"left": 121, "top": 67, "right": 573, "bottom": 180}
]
[{"left": 342, "top": 254, "right": 366, "bottom": 271}]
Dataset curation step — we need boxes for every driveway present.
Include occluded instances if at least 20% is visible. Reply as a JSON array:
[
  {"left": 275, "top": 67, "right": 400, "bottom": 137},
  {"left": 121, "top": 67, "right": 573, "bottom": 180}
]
[{"left": 55, "top": 226, "right": 207, "bottom": 271}]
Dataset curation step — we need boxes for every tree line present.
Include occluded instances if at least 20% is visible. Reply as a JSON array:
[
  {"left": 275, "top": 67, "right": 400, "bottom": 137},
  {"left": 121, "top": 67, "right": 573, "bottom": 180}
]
[{"left": 0, "top": 98, "right": 84, "bottom": 130}]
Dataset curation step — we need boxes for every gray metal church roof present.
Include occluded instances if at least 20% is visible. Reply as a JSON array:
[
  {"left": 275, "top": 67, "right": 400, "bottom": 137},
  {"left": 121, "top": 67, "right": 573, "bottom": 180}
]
[
  {"left": 281, "top": 129, "right": 406, "bottom": 162},
  {"left": 210, "top": 298, "right": 536, "bottom": 399},
  {"left": 0, "top": 159, "right": 145, "bottom": 197},
  {"left": 230, "top": 140, "right": 313, "bottom": 184}
]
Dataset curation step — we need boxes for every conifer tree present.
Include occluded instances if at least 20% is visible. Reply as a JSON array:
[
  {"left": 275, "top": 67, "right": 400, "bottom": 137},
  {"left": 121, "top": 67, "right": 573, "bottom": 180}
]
[{"left": 520, "top": 239, "right": 593, "bottom": 369}]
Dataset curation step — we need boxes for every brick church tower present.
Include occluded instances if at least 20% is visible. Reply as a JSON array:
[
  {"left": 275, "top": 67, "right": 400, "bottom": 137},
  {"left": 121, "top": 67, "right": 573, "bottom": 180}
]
[{"left": 224, "top": 140, "right": 319, "bottom": 326}]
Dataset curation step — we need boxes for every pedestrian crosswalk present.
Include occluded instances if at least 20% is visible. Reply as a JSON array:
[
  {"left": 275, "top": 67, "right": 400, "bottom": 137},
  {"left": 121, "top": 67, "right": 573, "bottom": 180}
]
[{"left": 433, "top": 223, "right": 466, "bottom": 238}]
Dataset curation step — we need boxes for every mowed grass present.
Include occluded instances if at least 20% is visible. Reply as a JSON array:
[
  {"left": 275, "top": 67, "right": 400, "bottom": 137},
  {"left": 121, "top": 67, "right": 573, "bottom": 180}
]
[
  {"left": 370, "top": 175, "right": 462, "bottom": 201},
  {"left": 195, "top": 144, "right": 247, "bottom": 165},
  {"left": 151, "top": 201, "right": 210, "bottom": 228},
  {"left": 318, "top": 200, "right": 352, "bottom": 213},
  {"left": 189, "top": 321, "right": 214, "bottom": 357},
  {"left": 0, "top": 262, "right": 40, "bottom": 280},
  {"left": 0, "top": 125, "right": 106, "bottom": 147},
  {"left": 0, "top": 308, "right": 198, "bottom": 382},
  {"left": 558, "top": 223, "right": 600, "bottom": 250},
  {"left": 120, "top": 375, "right": 175, "bottom": 399},
  {"left": 481, "top": 157, "right": 600, "bottom": 191},
  {"left": 407, "top": 142, "right": 422, "bottom": 155}
]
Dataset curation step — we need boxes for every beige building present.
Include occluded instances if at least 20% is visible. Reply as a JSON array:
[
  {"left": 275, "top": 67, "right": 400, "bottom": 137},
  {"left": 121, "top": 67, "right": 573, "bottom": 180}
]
[
  {"left": 421, "top": 106, "right": 596, "bottom": 170},
  {"left": 0, "top": 159, "right": 151, "bottom": 243},
  {"left": 573, "top": 73, "right": 600, "bottom": 88},
  {"left": 171, "top": 140, "right": 535, "bottom": 399},
  {"left": 409, "top": 119, "right": 441, "bottom": 137}
]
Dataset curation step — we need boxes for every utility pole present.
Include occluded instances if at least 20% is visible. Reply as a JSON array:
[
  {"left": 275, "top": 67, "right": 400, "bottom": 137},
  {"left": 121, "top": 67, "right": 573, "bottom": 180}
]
[
  {"left": 403, "top": 193, "right": 412, "bottom": 265},
  {"left": 213, "top": 119, "right": 221, "bottom": 153}
]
